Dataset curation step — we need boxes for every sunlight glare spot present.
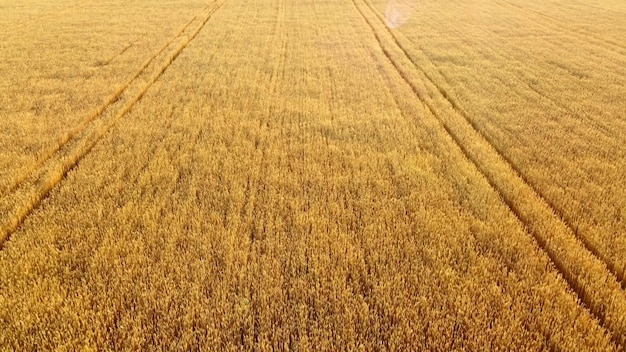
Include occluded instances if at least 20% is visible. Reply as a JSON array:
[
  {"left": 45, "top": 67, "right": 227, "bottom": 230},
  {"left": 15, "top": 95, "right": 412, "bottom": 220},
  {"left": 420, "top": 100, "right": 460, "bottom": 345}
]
[{"left": 385, "top": 0, "right": 417, "bottom": 29}]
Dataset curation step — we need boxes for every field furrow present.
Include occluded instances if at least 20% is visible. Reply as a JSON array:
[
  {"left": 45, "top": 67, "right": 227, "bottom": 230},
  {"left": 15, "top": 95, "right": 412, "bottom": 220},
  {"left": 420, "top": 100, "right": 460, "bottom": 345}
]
[
  {"left": 354, "top": 0, "right": 626, "bottom": 344},
  {"left": 0, "top": 0, "right": 226, "bottom": 247},
  {"left": 364, "top": 0, "right": 626, "bottom": 287},
  {"left": 0, "top": 0, "right": 214, "bottom": 194},
  {"left": 371, "top": 0, "right": 626, "bottom": 285}
]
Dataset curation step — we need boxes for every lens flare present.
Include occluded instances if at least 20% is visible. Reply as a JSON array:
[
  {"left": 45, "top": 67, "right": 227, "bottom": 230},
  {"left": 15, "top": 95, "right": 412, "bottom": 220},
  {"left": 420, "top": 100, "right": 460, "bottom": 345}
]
[{"left": 385, "top": 0, "right": 417, "bottom": 28}]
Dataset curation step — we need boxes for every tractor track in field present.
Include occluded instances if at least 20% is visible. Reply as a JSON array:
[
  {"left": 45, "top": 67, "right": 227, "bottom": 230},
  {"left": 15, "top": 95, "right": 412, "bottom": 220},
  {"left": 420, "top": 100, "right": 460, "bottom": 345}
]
[
  {"left": 0, "top": 0, "right": 227, "bottom": 250},
  {"left": 366, "top": 0, "right": 624, "bottom": 288},
  {"left": 350, "top": 0, "right": 626, "bottom": 346},
  {"left": 101, "top": 37, "right": 144, "bottom": 67},
  {"left": 392, "top": 0, "right": 626, "bottom": 285},
  {"left": 1, "top": 5, "right": 209, "bottom": 197}
]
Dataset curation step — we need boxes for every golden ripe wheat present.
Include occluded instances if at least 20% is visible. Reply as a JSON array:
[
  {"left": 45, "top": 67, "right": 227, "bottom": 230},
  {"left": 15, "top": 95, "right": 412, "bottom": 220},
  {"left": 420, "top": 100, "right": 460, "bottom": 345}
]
[{"left": 0, "top": 0, "right": 625, "bottom": 350}]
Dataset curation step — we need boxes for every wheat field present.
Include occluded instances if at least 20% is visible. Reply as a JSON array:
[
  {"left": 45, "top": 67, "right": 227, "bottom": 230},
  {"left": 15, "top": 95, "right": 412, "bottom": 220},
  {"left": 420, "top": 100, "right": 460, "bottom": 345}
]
[{"left": 0, "top": 0, "right": 625, "bottom": 350}]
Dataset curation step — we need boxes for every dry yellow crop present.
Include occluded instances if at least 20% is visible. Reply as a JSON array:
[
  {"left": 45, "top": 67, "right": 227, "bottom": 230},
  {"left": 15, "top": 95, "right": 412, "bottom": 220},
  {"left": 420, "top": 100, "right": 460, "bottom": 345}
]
[
  {"left": 1, "top": 0, "right": 624, "bottom": 350},
  {"left": 370, "top": 0, "right": 626, "bottom": 284}
]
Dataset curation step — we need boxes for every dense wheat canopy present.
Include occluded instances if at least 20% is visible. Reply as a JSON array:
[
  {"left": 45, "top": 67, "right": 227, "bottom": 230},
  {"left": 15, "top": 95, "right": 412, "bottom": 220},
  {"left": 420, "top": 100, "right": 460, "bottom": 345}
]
[{"left": 1, "top": 0, "right": 625, "bottom": 350}]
